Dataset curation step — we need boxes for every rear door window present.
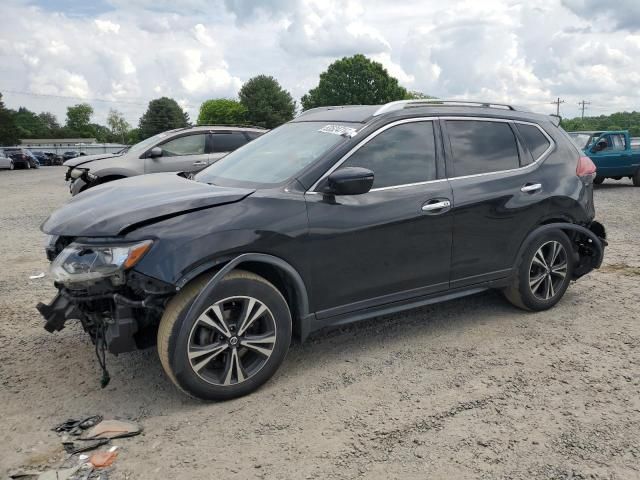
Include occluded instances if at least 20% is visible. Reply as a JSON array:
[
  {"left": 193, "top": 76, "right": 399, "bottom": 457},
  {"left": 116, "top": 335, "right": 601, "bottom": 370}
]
[
  {"left": 516, "top": 123, "right": 551, "bottom": 164},
  {"left": 212, "top": 132, "right": 248, "bottom": 153},
  {"left": 446, "top": 120, "right": 520, "bottom": 177}
]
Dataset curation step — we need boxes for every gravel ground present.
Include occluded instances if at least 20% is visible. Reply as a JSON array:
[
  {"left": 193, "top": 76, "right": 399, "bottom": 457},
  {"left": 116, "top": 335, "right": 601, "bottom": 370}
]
[{"left": 1, "top": 168, "right": 639, "bottom": 479}]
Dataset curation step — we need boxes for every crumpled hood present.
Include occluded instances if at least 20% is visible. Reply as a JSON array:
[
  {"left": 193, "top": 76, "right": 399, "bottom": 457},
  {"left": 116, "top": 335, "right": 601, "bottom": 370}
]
[
  {"left": 42, "top": 173, "right": 254, "bottom": 236},
  {"left": 63, "top": 152, "right": 121, "bottom": 168}
]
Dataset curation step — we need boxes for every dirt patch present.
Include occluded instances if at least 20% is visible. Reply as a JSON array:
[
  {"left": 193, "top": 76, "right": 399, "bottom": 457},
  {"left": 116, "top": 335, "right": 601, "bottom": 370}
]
[{"left": 1, "top": 169, "right": 639, "bottom": 479}]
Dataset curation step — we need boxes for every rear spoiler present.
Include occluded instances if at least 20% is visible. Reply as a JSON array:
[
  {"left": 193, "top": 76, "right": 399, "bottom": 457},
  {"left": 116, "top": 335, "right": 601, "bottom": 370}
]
[{"left": 549, "top": 114, "right": 561, "bottom": 126}]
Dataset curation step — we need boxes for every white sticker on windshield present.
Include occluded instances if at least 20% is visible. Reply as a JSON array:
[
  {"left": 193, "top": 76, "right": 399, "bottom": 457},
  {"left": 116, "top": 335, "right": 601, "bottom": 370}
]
[{"left": 318, "top": 125, "right": 358, "bottom": 137}]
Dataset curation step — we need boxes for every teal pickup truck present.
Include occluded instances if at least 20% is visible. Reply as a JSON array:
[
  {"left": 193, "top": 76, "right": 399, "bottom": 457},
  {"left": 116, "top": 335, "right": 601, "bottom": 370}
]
[{"left": 569, "top": 130, "right": 640, "bottom": 185}]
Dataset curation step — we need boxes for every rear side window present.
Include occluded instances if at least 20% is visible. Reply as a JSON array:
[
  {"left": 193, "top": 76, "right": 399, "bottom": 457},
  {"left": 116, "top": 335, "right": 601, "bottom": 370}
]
[
  {"left": 516, "top": 123, "right": 551, "bottom": 163},
  {"left": 212, "top": 132, "right": 248, "bottom": 153},
  {"left": 339, "top": 121, "right": 437, "bottom": 189},
  {"left": 446, "top": 120, "right": 519, "bottom": 177}
]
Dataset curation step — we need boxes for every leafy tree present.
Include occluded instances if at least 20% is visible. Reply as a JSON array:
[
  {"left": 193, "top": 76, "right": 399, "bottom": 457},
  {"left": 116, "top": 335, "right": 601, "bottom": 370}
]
[
  {"left": 65, "top": 103, "right": 94, "bottom": 134},
  {"left": 561, "top": 111, "right": 640, "bottom": 137},
  {"left": 38, "top": 112, "right": 60, "bottom": 133},
  {"left": 0, "top": 93, "right": 19, "bottom": 145},
  {"left": 301, "top": 54, "right": 408, "bottom": 110},
  {"left": 239, "top": 75, "right": 295, "bottom": 128},
  {"left": 139, "top": 97, "right": 190, "bottom": 139},
  {"left": 197, "top": 99, "right": 247, "bottom": 125},
  {"left": 12, "top": 107, "right": 48, "bottom": 138},
  {"left": 106, "top": 109, "right": 131, "bottom": 143},
  {"left": 126, "top": 128, "right": 141, "bottom": 145}
]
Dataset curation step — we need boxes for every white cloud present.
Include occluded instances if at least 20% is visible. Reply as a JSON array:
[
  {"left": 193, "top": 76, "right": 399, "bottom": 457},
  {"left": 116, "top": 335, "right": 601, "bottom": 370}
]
[{"left": 1, "top": 0, "right": 640, "bottom": 126}]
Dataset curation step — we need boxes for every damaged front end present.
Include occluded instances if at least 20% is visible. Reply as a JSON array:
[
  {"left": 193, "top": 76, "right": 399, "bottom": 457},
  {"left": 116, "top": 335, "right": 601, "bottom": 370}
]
[{"left": 36, "top": 237, "right": 175, "bottom": 386}]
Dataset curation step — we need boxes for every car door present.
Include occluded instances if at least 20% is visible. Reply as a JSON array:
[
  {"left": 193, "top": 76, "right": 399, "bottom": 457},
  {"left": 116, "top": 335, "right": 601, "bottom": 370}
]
[
  {"left": 208, "top": 131, "right": 250, "bottom": 165},
  {"left": 590, "top": 133, "right": 630, "bottom": 177},
  {"left": 442, "top": 118, "right": 552, "bottom": 288},
  {"left": 305, "top": 119, "right": 454, "bottom": 317},
  {"left": 145, "top": 133, "right": 209, "bottom": 173}
]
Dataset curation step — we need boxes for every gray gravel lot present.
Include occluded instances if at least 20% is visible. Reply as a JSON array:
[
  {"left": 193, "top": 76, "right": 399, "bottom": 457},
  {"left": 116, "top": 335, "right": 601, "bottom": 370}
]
[{"left": 1, "top": 168, "right": 639, "bottom": 479}]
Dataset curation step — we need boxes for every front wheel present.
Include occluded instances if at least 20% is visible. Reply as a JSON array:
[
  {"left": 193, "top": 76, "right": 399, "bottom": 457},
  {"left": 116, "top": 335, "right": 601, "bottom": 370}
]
[
  {"left": 9, "top": 161, "right": 14, "bottom": 170},
  {"left": 593, "top": 175, "right": 604, "bottom": 185},
  {"left": 25, "top": 161, "right": 31, "bottom": 170},
  {"left": 157, "top": 270, "right": 292, "bottom": 401},
  {"left": 503, "top": 231, "right": 574, "bottom": 311},
  {"left": 633, "top": 169, "right": 640, "bottom": 187}
]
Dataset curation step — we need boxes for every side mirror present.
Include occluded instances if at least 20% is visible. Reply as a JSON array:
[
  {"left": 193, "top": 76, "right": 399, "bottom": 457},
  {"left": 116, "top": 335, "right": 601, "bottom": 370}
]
[
  {"left": 325, "top": 167, "right": 374, "bottom": 195},
  {"left": 149, "top": 147, "right": 163, "bottom": 158}
]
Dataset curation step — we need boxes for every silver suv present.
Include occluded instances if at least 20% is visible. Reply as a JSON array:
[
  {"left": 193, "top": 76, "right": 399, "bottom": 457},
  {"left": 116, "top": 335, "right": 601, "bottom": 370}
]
[{"left": 64, "top": 125, "right": 266, "bottom": 195}]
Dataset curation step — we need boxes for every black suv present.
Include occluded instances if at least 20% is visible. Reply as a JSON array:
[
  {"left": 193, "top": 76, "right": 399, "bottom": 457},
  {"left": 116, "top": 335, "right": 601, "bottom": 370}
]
[{"left": 38, "top": 100, "right": 606, "bottom": 400}]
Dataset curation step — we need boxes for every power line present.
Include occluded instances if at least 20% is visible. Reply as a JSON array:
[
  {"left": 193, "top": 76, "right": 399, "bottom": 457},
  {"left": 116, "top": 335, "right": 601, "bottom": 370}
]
[
  {"left": 578, "top": 100, "right": 591, "bottom": 119},
  {"left": 550, "top": 97, "right": 565, "bottom": 116}
]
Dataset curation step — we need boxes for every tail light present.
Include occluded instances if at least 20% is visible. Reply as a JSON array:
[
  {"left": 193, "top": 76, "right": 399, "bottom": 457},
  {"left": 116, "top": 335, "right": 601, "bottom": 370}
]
[{"left": 576, "top": 155, "right": 596, "bottom": 177}]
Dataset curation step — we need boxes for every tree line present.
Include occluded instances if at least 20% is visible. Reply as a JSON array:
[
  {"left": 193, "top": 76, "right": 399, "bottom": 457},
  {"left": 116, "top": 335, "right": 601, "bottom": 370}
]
[{"left": 4, "top": 52, "right": 635, "bottom": 147}]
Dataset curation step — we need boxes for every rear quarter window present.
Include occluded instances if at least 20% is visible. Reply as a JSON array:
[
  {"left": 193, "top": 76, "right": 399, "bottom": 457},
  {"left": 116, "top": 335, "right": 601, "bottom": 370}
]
[{"left": 516, "top": 123, "right": 551, "bottom": 163}]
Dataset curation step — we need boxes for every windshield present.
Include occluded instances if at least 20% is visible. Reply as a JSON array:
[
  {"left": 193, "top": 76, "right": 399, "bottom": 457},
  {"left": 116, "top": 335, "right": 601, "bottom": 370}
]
[
  {"left": 195, "top": 122, "right": 359, "bottom": 187},
  {"left": 128, "top": 131, "right": 175, "bottom": 154}
]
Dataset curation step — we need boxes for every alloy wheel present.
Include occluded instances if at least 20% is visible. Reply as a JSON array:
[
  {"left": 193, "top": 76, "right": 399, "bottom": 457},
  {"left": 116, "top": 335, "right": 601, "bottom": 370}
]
[
  {"left": 187, "top": 296, "right": 277, "bottom": 386},
  {"left": 528, "top": 240, "right": 568, "bottom": 300}
]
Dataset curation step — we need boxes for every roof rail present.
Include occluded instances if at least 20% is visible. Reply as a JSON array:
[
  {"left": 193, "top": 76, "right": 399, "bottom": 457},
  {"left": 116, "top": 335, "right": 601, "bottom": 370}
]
[
  {"left": 297, "top": 105, "right": 370, "bottom": 118},
  {"left": 372, "top": 100, "right": 524, "bottom": 116}
]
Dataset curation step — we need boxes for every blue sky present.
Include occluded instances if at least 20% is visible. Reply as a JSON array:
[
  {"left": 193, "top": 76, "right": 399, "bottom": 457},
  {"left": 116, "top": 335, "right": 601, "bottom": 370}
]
[{"left": 2, "top": 0, "right": 640, "bottom": 125}]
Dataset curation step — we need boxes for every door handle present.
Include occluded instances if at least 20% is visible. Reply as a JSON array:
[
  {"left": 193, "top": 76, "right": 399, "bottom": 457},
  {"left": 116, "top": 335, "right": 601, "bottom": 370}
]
[
  {"left": 521, "top": 183, "right": 542, "bottom": 193},
  {"left": 421, "top": 199, "right": 451, "bottom": 212}
]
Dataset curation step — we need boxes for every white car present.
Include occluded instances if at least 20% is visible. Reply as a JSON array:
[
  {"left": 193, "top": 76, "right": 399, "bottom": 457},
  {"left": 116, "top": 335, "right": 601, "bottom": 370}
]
[{"left": 0, "top": 149, "right": 15, "bottom": 170}]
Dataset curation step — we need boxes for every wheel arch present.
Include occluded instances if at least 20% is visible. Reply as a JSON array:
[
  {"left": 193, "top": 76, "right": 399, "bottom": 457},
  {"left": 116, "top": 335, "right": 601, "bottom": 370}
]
[{"left": 175, "top": 253, "right": 312, "bottom": 341}]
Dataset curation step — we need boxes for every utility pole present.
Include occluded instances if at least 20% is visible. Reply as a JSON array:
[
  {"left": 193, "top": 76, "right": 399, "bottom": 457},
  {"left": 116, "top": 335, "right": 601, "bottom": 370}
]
[
  {"left": 551, "top": 97, "right": 565, "bottom": 116},
  {"left": 578, "top": 100, "right": 591, "bottom": 120}
]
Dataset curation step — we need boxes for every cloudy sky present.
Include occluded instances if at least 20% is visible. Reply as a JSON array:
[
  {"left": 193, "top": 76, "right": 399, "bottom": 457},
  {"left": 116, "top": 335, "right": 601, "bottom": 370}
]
[{"left": 1, "top": 0, "right": 640, "bottom": 126}]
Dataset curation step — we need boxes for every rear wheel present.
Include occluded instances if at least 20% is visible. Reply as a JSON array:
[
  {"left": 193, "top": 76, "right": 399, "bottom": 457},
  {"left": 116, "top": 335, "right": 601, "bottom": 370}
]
[
  {"left": 593, "top": 175, "right": 604, "bottom": 185},
  {"left": 633, "top": 169, "right": 640, "bottom": 187},
  {"left": 504, "top": 231, "right": 574, "bottom": 311},
  {"left": 158, "top": 270, "right": 292, "bottom": 400}
]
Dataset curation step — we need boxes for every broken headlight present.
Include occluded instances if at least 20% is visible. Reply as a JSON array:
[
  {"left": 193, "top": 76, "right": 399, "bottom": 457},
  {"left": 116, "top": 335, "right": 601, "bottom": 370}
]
[{"left": 50, "top": 240, "right": 153, "bottom": 286}]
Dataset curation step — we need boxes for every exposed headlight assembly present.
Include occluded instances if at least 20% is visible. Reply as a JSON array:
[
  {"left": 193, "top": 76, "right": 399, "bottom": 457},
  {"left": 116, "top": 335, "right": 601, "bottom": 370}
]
[
  {"left": 69, "top": 168, "right": 97, "bottom": 181},
  {"left": 50, "top": 240, "right": 153, "bottom": 286}
]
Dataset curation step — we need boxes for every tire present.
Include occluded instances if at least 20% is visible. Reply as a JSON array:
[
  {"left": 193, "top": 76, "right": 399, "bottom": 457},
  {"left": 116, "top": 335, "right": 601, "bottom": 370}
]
[
  {"left": 503, "top": 230, "right": 574, "bottom": 311},
  {"left": 25, "top": 161, "right": 31, "bottom": 170},
  {"left": 9, "top": 161, "right": 14, "bottom": 170},
  {"left": 633, "top": 169, "right": 640, "bottom": 187},
  {"left": 593, "top": 175, "right": 604, "bottom": 185},
  {"left": 158, "top": 270, "right": 292, "bottom": 401}
]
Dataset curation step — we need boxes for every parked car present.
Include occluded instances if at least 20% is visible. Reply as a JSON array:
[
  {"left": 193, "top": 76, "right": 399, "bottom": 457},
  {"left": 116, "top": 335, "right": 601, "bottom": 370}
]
[
  {"left": 570, "top": 130, "right": 640, "bottom": 185},
  {"left": 4, "top": 148, "right": 40, "bottom": 169},
  {"left": 63, "top": 151, "right": 80, "bottom": 161},
  {"left": 63, "top": 126, "right": 267, "bottom": 195},
  {"left": 38, "top": 100, "right": 606, "bottom": 400},
  {"left": 45, "top": 152, "right": 64, "bottom": 166},
  {"left": 0, "top": 149, "right": 14, "bottom": 170},
  {"left": 32, "top": 151, "right": 52, "bottom": 166}
]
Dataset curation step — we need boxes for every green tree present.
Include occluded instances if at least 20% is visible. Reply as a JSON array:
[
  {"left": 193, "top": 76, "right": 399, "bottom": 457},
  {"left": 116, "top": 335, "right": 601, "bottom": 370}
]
[
  {"left": 38, "top": 112, "right": 60, "bottom": 133},
  {"left": 106, "top": 109, "right": 131, "bottom": 143},
  {"left": 301, "top": 54, "right": 408, "bottom": 110},
  {"left": 139, "top": 97, "right": 190, "bottom": 139},
  {"left": 65, "top": 103, "right": 94, "bottom": 134},
  {"left": 239, "top": 75, "right": 295, "bottom": 128},
  {"left": 197, "top": 99, "right": 247, "bottom": 125},
  {"left": 12, "top": 107, "right": 48, "bottom": 138},
  {"left": 126, "top": 128, "right": 141, "bottom": 145},
  {"left": 0, "top": 93, "right": 19, "bottom": 145}
]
